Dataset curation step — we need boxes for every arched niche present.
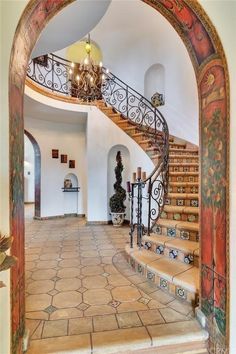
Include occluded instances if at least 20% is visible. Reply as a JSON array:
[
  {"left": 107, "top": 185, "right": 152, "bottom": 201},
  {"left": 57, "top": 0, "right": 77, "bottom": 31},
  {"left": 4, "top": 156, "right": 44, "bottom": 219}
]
[
  {"left": 24, "top": 130, "right": 41, "bottom": 218},
  {"left": 144, "top": 63, "right": 165, "bottom": 101},
  {"left": 107, "top": 145, "right": 130, "bottom": 221},
  {"left": 63, "top": 173, "right": 79, "bottom": 215}
]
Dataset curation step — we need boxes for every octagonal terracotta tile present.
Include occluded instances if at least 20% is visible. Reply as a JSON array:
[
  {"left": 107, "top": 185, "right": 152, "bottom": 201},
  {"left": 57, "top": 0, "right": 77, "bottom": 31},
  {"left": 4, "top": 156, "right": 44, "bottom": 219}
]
[
  {"left": 57, "top": 267, "right": 80, "bottom": 278},
  {"left": 27, "top": 280, "right": 55, "bottom": 295},
  {"left": 55, "top": 278, "right": 81, "bottom": 292},
  {"left": 112, "top": 286, "right": 141, "bottom": 302},
  {"left": 26, "top": 294, "right": 52, "bottom": 312},
  {"left": 82, "top": 275, "right": 107, "bottom": 289},
  {"left": 83, "top": 289, "right": 112, "bottom": 305},
  {"left": 52, "top": 291, "right": 82, "bottom": 308}
]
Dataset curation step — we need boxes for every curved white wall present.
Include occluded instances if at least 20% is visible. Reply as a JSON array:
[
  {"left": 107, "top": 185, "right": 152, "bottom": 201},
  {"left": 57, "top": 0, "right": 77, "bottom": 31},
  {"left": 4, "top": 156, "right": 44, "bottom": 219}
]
[
  {"left": 56, "top": 0, "right": 199, "bottom": 144},
  {"left": 32, "top": 0, "right": 111, "bottom": 58},
  {"left": 25, "top": 85, "right": 154, "bottom": 222}
]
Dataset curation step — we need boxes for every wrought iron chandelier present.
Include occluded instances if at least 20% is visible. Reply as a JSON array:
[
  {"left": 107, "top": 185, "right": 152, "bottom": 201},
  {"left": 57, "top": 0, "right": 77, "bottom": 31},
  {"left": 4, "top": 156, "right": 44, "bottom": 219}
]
[{"left": 69, "top": 34, "right": 108, "bottom": 102}]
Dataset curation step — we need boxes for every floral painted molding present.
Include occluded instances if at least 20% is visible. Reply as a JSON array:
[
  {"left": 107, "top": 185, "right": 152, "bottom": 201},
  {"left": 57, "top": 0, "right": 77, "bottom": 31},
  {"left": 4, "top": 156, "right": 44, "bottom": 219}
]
[{"left": 0, "top": 234, "right": 17, "bottom": 288}]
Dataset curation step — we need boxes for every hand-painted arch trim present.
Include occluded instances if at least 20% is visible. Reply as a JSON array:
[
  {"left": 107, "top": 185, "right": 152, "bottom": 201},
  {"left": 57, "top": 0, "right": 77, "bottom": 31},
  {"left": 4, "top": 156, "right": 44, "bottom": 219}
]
[{"left": 9, "top": 0, "right": 229, "bottom": 353}]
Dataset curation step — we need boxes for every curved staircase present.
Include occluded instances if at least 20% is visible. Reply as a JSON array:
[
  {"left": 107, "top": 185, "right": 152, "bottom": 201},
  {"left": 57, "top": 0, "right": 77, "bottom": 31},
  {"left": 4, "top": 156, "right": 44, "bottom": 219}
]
[
  {"left": 27, "top": 55, "right": 199, "bottom": 310},
  {"left": 97, "top": 99, "right": 199, "bottom": 308}
]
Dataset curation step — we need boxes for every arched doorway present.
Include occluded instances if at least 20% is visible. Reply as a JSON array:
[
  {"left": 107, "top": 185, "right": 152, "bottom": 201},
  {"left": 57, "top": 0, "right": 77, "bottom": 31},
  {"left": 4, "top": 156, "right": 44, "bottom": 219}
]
[
  {"left": 24, "top": 129, "right": 41, "bottom": 219},
  {"left": 9, "top": 1, "right": 229, "bottom": 353}
]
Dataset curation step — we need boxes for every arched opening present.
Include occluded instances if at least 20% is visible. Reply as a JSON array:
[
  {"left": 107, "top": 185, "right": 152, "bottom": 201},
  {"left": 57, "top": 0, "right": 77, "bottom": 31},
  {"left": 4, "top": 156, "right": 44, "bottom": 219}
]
[
  {"left": 8, "top": 1, "right": 229, "bottom": 353},
  {"left": 144, "top": 63, "right": 165, "bottom": 102},
  {"left": 24, "top": 130, "right": 41, "bottom": 219}
]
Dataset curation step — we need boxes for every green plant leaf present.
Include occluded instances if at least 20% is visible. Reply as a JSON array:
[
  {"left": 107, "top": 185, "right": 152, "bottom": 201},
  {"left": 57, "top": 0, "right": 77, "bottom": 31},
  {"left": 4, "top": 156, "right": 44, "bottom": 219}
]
[
  {"left": 0, "top": 255, "right": 17, "bottom": 271},
  {"left": 0, "top": 235, "right": 13, "bottom": 252}
]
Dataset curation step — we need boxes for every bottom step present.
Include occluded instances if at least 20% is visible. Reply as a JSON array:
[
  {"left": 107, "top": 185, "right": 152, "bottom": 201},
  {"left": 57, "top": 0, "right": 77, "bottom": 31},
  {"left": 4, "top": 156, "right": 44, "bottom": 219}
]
[
  {"left": 126, "top": 245, "right": 199, "bottom": 305},
  {"left": 27, "top": 320, "right": 208, "bottom": 354}
]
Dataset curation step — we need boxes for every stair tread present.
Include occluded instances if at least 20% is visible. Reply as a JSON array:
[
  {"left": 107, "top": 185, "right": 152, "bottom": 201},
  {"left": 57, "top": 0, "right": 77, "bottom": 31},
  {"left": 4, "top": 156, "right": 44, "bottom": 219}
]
[
  {"left": 169, "top": 162, "right": 199, "bottom": 167},
  {"left": 127, "top": 246, "right": 199, "bottom": 292},
  {"left": 170, "top": 148, "right": 198, "bottom": 153},
  {"left": 157, "top": 218, "right": 199, "bottom": 232},
  {"left": 164, "top": 205, "right": 199, "bottom": 214},
  {"left": 169, "top": 171, "right": 199, "bottom": 176},
  {"left": 169, "top": 182, "right": 198, "bottom": 186},
  {"left": 143, "top": 235, "right": 199, "bottom": 253},
  {"left": 167, "top": 193, "right": 198, "bottom": 199}
]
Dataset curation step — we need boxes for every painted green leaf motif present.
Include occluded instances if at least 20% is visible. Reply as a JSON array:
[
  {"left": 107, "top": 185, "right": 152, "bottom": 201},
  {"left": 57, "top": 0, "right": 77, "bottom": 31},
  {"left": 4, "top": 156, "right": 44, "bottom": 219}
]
[
  {"left": 202, "top": 109, "right": 227, "bottom": 208},
  {"left": 214, "top": 307, "right": 226, "bottom": 336}
]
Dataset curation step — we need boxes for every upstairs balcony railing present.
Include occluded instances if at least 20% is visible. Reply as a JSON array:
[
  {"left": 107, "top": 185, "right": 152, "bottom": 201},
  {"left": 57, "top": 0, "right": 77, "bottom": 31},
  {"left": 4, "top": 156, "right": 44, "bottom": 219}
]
[{"left": 27, "top": 53, "right": 169, "bottom": 246}]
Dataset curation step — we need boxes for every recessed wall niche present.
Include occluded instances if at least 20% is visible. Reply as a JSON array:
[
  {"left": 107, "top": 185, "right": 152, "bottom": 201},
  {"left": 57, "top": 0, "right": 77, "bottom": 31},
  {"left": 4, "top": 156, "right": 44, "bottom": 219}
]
[{"left": 63, "top": 173, "right": 79, "bottom": 215}]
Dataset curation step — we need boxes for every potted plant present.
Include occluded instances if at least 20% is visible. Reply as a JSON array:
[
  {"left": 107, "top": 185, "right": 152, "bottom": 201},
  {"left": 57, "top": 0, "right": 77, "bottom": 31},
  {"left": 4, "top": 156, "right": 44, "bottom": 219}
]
[{"left": 109, "top": 151, "right": 126, "bottom": 227}]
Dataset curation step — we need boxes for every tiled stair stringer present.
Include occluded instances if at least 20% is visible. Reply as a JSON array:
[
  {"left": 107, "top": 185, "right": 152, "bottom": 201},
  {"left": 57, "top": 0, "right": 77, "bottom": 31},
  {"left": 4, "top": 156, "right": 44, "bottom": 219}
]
[{"left": 97, "top": 100, "right": 199, "bottom": 306}]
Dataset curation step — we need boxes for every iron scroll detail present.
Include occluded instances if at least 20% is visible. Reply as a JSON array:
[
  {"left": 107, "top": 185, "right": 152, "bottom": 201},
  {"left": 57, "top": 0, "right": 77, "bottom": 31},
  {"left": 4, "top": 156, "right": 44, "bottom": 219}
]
[{"left": 27, "top": 54, "right": 169, "bottom": 238}]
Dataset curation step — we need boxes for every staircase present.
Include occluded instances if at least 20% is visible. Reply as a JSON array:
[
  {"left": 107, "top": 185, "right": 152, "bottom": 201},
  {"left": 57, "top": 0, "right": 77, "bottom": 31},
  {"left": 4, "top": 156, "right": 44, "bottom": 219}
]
[
  {"left": 97, "top": 100, "right": 199, "bottom": 308},
  {"left": 27, "top": 54, "right": 199, "bottom": 309}
]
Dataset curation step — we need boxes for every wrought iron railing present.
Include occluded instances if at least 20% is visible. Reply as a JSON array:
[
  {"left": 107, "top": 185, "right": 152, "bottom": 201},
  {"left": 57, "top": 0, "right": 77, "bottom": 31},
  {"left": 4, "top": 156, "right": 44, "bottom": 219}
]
[{"left": 27, "top": 54, "right": 169, "bottom": 242}]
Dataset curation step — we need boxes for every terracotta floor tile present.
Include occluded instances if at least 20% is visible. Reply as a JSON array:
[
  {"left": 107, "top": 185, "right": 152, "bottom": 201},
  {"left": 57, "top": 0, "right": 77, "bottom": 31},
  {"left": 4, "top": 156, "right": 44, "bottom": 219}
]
[
  {"left": 84, "top": 305, "right": 116, "bottom": 317},
  {"left": 81, "top": 257, "right": 102, "bottom": 266},
  {"left": 82, "top": 275, "right": 107, "bottom": 289},
  {"left": 92, "top": 327, "right": 151, "bottom": 354},
  {"left": 26, "top": 294, "right": 52, "bottom": 312},
  {"left": 83, "top": 289, "right": 112, "bottom": 305},
  {"left": 159, "top": 307, "right": 190, "bottom": 323},
  {"left": 138, "top": 309, "right": 165, "bottom": 326},
  {"left": 55, "top": 278, "right": 81, "bottom": 291},
  {"left": 112, "top": 286, "right": 141, "bottom": 302},
  {"left": 59, "top": 258, "right": 80, "bottom": 268},
  {"left": 52, "top": 291, "right": 82, "bottom": 308},
  {"left": 57, "top": 267, "right": 81, "bottom": 278},
  {"left": 93, "top": 314, "right": 118, "bottom": 332},
  {"left": 69, "top": 317, "right": 93, "bottom": 335},
  {"left": 27, "top": 334, "right": 91, "bottom": 354},
  {"left": 81, "top": 265, "right": 104, "bottom": 276},
  {"left": 50, "top": 307, "right": 83, "bottom": 320},
  {"left": 31, "top": 269, "right": 57, "bottom": 280},
  {"left": 108, "top": 274, "right": 131, "bottom": 286},
  {"left": 26, "top": 280, "right": 55, "bottom": 295},
  {"left": 42, "top": 319, "right": 68, "bottom": 338},
  {"left": 116, "top": 312, "right": 142, "bottom": 328},
  {"left": 117, "top": 301, "right": 148, "bottom": 313},
  {"left": 26, "top": 311, "right": 49, "bottom": 320}
]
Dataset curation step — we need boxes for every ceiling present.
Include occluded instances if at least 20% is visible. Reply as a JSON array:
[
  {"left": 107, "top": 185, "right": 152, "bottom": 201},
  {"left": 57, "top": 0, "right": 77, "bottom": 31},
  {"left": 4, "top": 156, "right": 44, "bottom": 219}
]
[
  {"left": 32, "top": 0, "right": 111, "bottom": 58},
  {"left": 24, "top": 96, "right": 87, "bottom": 126}
]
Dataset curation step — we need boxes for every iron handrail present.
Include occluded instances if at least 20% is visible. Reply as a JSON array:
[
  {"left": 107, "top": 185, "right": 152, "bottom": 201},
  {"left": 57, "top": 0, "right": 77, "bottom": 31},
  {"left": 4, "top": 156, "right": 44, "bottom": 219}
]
[{"left": 26, "top": 53, "right": 169, "bottom": 236}]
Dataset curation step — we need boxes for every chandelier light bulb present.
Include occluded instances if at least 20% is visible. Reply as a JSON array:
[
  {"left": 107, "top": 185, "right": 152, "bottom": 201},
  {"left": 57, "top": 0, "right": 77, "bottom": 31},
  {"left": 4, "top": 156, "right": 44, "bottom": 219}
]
[
  {"left": 106, "top": 68, "right": 109, "bottom": 74},
  {"left": 102, "top": 74, "right": 105, "bottom": 80},
  {"left": 99, "top": 61, "right": 103, "bottom": 68},
  {"left": 84, "top": 57, "right": 89, "bottom": 65},
  {"left": 71, "top": 62, "right": 75, "bottom": 68},
  {"left": 90, "top": 77, "right": 94, "bottom": 82},
  {"left": 69, "top": 69, "right": 73, "bottom": 75},
  {"left": 76, "top": 75, "right": 80, "bottom": 81}
]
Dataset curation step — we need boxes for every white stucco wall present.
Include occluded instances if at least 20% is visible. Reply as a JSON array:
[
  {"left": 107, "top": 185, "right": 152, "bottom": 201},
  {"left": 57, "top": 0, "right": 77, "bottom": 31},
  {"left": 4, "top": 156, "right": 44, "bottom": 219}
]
[
  {"left": 25, "top": 85, "right": 154, "bottom": 222},
  {"left": 24, "top": 116, "right": 87, "bottom": 218}
]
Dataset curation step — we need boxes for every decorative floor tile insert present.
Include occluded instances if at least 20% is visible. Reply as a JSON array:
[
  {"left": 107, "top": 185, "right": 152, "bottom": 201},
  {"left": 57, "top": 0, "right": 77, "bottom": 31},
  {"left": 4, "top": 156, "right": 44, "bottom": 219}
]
[{"left": 25, "top": 206, "right": 192, "bottom": 343}]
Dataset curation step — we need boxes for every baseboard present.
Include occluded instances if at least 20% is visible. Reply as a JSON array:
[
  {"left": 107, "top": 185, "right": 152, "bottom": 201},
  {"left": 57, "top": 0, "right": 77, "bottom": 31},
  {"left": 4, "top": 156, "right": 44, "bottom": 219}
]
[
  {"left": 34, "top": 214, "right": 85, "bottom": 220},
  {"left": 86, "top": 220, "right": 109, "bottom": 225}
]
